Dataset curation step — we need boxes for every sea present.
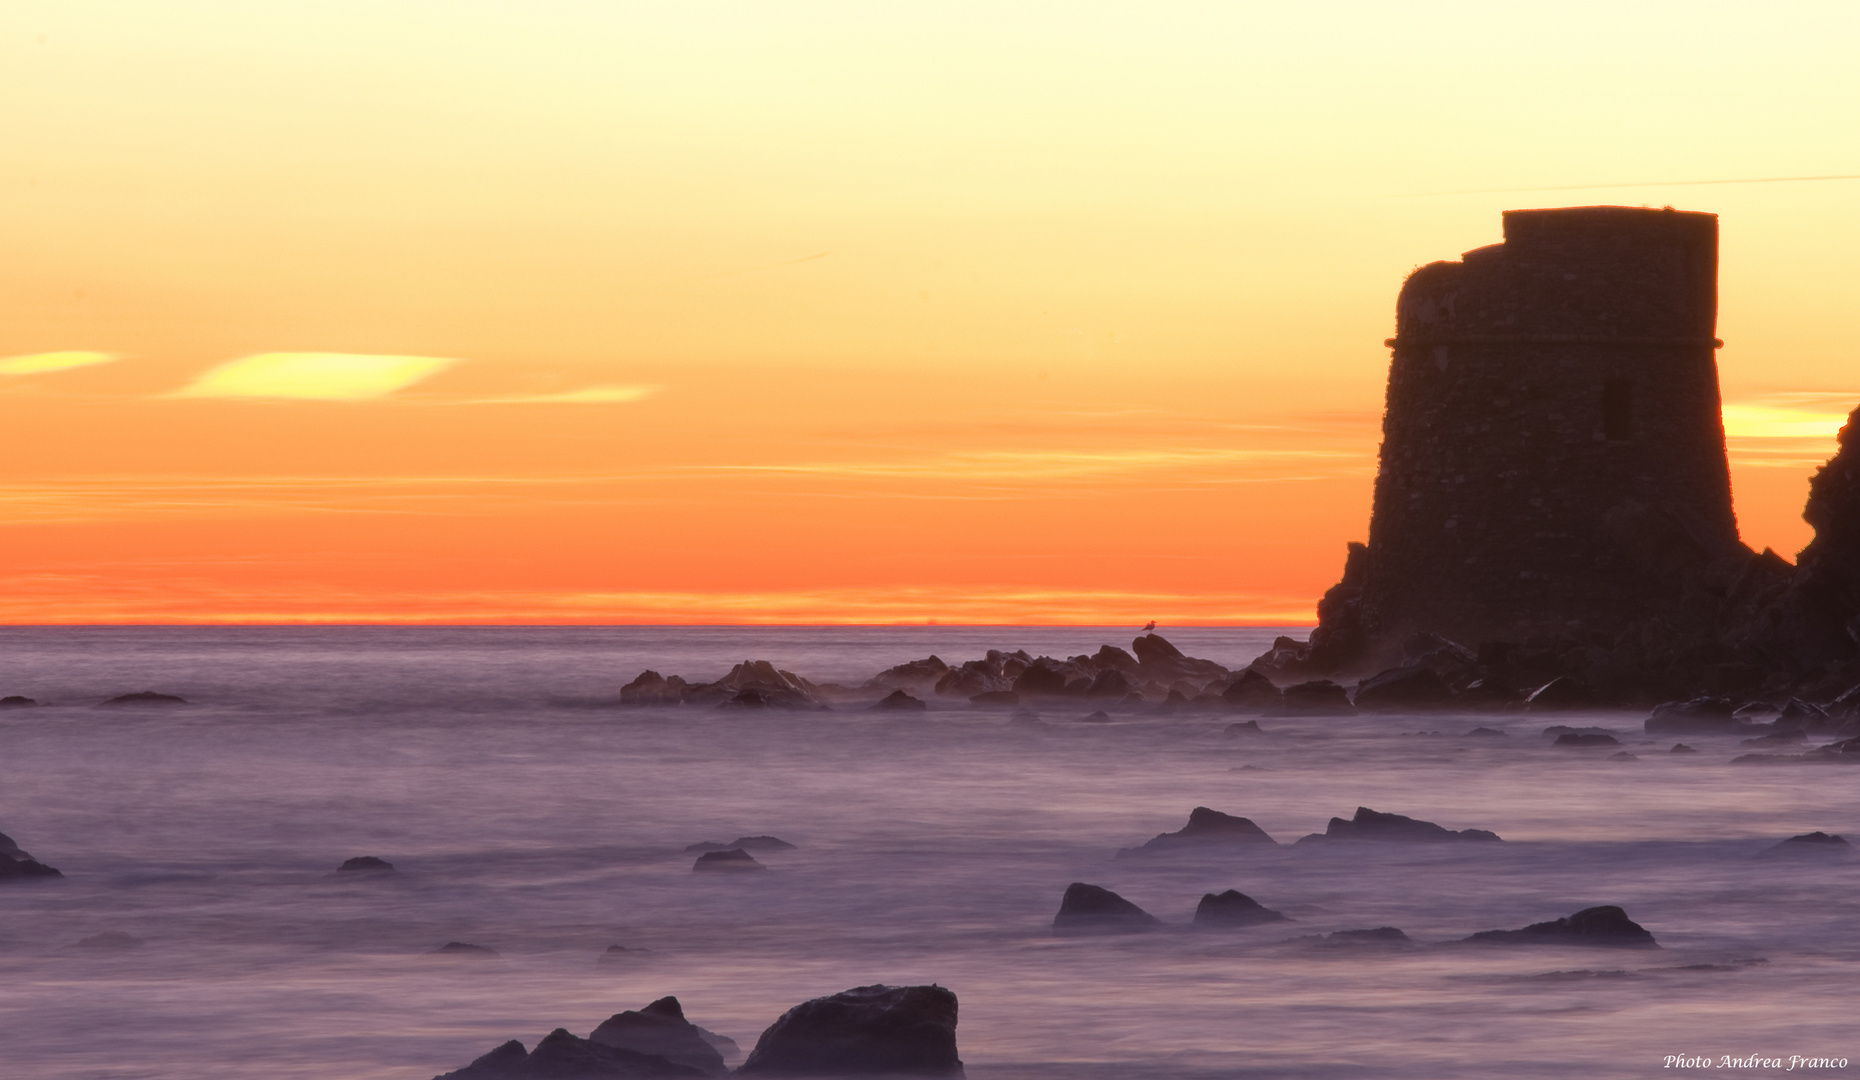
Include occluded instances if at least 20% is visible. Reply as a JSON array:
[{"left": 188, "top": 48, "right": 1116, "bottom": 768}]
[{"left": 0, "top": 625, "right": 1855, "bottom": 1079}]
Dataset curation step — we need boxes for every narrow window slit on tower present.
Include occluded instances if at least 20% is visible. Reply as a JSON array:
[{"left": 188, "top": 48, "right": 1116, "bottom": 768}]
[{"left": 1602, "top": 380, "right": 1633, "bottom": 441}]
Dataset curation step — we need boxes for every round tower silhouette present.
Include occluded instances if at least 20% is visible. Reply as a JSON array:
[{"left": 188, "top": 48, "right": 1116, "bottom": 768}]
[{"left": 1358, "top": 205, "right": 1740, "bottom": 648}]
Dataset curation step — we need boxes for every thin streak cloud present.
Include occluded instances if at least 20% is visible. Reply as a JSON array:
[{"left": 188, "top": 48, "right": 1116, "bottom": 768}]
[
  {"left": 173, "top": 352, "right": 458, "bottom": 400},
  {"left": 465, "top": 385, "right": 658, "bottom": 405},
  {"left": 0, "top": 351, "right": 120, "bottom": 375},
  {"left": 1394, "top": 174, "right": 1860, "bottom": 198}
]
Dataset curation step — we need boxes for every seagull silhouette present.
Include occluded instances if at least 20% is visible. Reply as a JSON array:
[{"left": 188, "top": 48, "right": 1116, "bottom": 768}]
[{"left": 1141, "top": 621, "right": 1156, "bottom": 633}]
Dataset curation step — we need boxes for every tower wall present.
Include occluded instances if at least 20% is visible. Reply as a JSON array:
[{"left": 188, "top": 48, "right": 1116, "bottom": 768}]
[{"left": 1360, "top": 206, "right": 1739, "bottom": 646}]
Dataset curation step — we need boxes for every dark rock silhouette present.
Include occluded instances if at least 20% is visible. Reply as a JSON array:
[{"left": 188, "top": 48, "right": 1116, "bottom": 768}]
[
  {"left": 1352, "top": 667, "right": 1454, "bottom": 711},
  {"left": 1297, "top": 807, "right": 1501, "bottom": 844},
  {"left": 1758, "top": 831, "right": 1852, "bottom": 857},
  {"left": 1192, "top": 889, "right": 1289, "bottom": 928},
  {"left": 1464, "top": 905, "right": 1658, "bottom": 948},
  {"left": 101, "top": 691, "right": 187, "bottom": 706},
  {"left": 1670, "top": 743, "right": 1698, "bottom": 753},
  {"left": 1298, "top": 927, "right": 1413, "bottom": 949},
  {"left": 0, "top": 829, "right": 61, "bottom": 879},
  {"left": 1275, "top": 680, "right": 1355, "bottom": 715},
  {"left": 1609, "top": 750, "right": 1640, "bottom": 760},
  {"left": 1554, "top": 732, "right": 1620, "bottom": 747},
  {"left": 337, "top": 856, "right": 394, "bottom": 873},
  {"left": 433, "top": 1028, "right": 705, "bottom": 1079},
  {"left": 1086, "top": 669, "right": 1133, "bottom": 698},
  {"left": 685, "top": 836, "right": 794, "bottom": 854},
  {"left": 0, "top": 695, "right": 36, "bottom": 707},
  {"left": 1645, "top": 697, "right": 1742, "bottom": 735},
  {"left": 590, "top": 997, "right": 727, "bottom": 1076},
  {"left": 1219, "top": 669, "right": 1282, "bottom": 710},
  {"left": 692, "top": 848, "right": 763, "bottom": 872},
  {"left": 428, "top": 942, "right": 498, "bottom": 957},
  {"left": 862, "top": 656, "right": 950, "bottom": 694},
  {"left": 1051, "top": 882, "right": 1161, "bottom": 934},
  {"left": 1466, "top": 726, "right": 1508, "bottom": 737},
  {"left": 621, "top": 671, "right": 688, "bottom": 706},
  {"left": 1224, "top": 719, "right": 1264, "bottom": 736},
  {"left": 1132, "top": 633, "right": 1229, "bottom": 688},
  {"left": 1116, "top": 807, "right": 1276, "bottom": 857},
  {"left": 736, "top": 984, "right": 962, "bottom": 1076},
  {"left": 873, "top": 689, "right": 927, "bottom": 711}
]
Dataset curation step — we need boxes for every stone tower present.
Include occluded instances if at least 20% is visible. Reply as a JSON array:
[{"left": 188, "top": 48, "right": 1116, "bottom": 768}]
[{"left": 1355, "top": 205, "right": 1741, "bottom": 650}]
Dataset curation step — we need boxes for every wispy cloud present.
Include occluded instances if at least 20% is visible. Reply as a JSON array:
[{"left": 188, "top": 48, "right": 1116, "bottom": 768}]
[
  {"left": 1723, "top": 393, "right": 1858, "bottom": 468},
  {"left": 173, "top": 352, "right": 458, "bottom": 400},
  {"left": 465, "top": 385, "right": 658, "bottom": 405},
  {"left": 0, "top": 350, "right": 119, "bottom": 375}
]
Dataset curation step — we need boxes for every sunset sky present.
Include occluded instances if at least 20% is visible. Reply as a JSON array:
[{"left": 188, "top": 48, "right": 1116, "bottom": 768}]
[{"left": 3, "top": 2, "right": 1857, "bottom": 623}]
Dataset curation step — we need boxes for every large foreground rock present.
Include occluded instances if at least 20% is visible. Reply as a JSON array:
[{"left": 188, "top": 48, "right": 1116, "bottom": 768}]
[
  {"left": 1116, "top": 807, "right": 1276, "bottom": 857},
  {"left": 1297, "top": 807, "right": 1501, "bottom": 844},
  {"left": 1352, "top": 667, "right": 1454, "bottom": 711},
  {"left": 590, "top": 997, "right": 727, "bottom": 1076},
  {"left": 1463, "top": 905, "right": 1658, "bottom": 949},
  {"left": 433, "top": 1027, "right": 705, "bottom": 1079},
  {"left": 1051, "top": 882, "right": 1160, "bottom": 934},
  {"left": 736, "top": 984, "right": 962, "bottom": 1076}
]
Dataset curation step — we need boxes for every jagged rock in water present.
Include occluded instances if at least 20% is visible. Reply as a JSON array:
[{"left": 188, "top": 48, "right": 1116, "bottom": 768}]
[
  {"left": 428, "top": 942, "right": 498, "bottom": 957},
  {"left": 1670, "top": 743, "right": 1698, "bottom": 753},
  {"left": 1553, "top": 732, "right": 1620, "bottom": 747},
  {"left": 1219, "top": 669, "right": 1282, "bottom": 710},
  {"left": 1051, "top": 882, "right": 1161, "bottom": 934},
  {"left": 1131, "top": 633, "right": 1229, "bottom": 689},
  {"left": 1296, "top": 927, "right": 1413, "bottom": 949},
  {"left": 705, "top": 662, "right": 826, "bottom": 710},
  {"left": 692, "top": 848, "right": 764, "bottom": 872},
  {"left": 1463, "top": 905, "right": 1658, "bottom": 949},
  {"left": 1758, "top": 831, "right": 1852, "bottom": 857},
  {"left": 736, "top": 983, "right": 962, "bottom": 1076},
  {"left": 1644, "top": 696, "right": 1741, "bottom": 735},
  {"left": 862, "top": 656, "right": 949, "bottom": 693},
  {"left": 1116, "top": 807, "right": 1276, "bottom": 857},
  {"left": 1297, "top": 807, "right": 1501, "bottom": 844},
  {"left": 1524, "top": 677, "right": 1595, "bottom": 711},
  {"left": 432, "top": 1027, "right": 705, "bottom": 1079},
  {"left": 1085, "top": 669, "right": 1133, "bottom": 698},
  {"left": 1192, "top": 889, "right": 1289, "bottom": 928},
  {"left": 1352, "top": 666, "right": 1455, "bottom": 711},
  {"left": 100, "top": 691, "right": 187, "bottom": 706},
  {"left": 621, "top": 671, "right": 687, "bottom": 706},
  {"left": 1609, "top": 751, "right": 1640, "bottom": 761},
  {"left": 1092, "top": 644, "right": 1140, "bottom": 675},
  {"left": 590, "top": 997, "right": 728, "bottom": 1076},
  {"left": 1276, "top": 680, "right": 1355, "bottom": 715},
  {"left": 1224, "top": 719, "right": 1264, "bottom": 736},
  {"left": 873, "top": 689, "right": 927, "bottom": 711},
  {"left": 337, "top": 856, "right": 394, "bottom": 873},
  {"left": 0, "top": 830, "right": 61, "bottom": 879},
  {"left": 1465, "top": 726, "right": 1508, "bottom": 737},
  {"left": 0, "top": 695, "right": 36, "bottom": 707}
]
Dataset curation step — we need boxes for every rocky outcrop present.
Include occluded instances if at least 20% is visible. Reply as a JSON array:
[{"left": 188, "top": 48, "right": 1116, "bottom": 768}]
[
  {"left": 686, "top": 836, "right": 795, "bottom": 854},
  {"left": 590, "top": 997, "right": 727, "bottom": 1076},
  {"left": 692, "top": 849, "right": 764, "bottom": 872},
  {"left": 1219, "top": 669, "right": 1282, "bottom": 710},
  {"left": 0, "top": 830, "right": 61, "bottom": 879},
  {"left": 1463, "top": 905, "right": 1658, "bottom": 948},
  {"left": 1758, "top": 831, "right": 1852, "bottom": 857},
  {"left": 101, "top": 691, "right": 187, "bottom": 706},
  {"left": 621, "top": 671, "right": 688, "bottom": 706},
  {"left": 736, "top": 984, "right": 962, "bottom": 1076},
  {"left": 1553, "top": 732, "right": 1619, "bottom": 747},
  {"left": 1051, "top": 882, "right": 1161, "bottom": 934},
  {"left": 1297, "top": 807, "right": 1501, "bottom": 844},
  {"left": 1115, "top": 807, "right": 1276, "bottom": 857},
  {"left": 337, "top": 856, "right": 394, "bottom": 873},
  {"left": 433, "top": 1028, "right": 705, "bottom": 1079},
  {"left": 1192, "top": 889, "right": 1288, "bottom": 928},
  {"left": 873, "top": 689, "right": 928, "bottom": 711},
  {"left": 1644, "top": 697, "right": 1745, "bottom": 735},
  {"left": 1352, "top": 666, "right": 1454, "bottom": 711},
  {"left": 1276, "top": 680, "right": 1355, "bottom": 715},
  {"left": 428, "top": 942, "right": 498, "bottom": 957},
  {"left": 862, "top": 657, "right": 950, "bottom": 694},
  {"left": 1132, "top": 634, "right": 1230, "bottom": 689}
]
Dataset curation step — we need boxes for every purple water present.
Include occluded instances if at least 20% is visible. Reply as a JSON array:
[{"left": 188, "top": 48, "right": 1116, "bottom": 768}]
[{"left": 0, "top": 626, "right": 1855, "bottom": 1078}]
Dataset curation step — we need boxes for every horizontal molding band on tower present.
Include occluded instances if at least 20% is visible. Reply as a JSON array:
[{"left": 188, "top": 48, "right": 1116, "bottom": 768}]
[{"left": 1383, "top": 335, "right": 1725, "bottom": 349}]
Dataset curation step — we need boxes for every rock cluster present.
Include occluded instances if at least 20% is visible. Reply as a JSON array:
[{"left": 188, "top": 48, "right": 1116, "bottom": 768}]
[{"left": 1296, "top": 807, "right": 1501, "bottom": 844}]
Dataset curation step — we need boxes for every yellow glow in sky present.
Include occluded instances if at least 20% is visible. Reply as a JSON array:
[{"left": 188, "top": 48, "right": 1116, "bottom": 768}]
[
  {"left": 175, "top": 353, "right": 458, "bottom": 400},
  {"left": 0, "top": 350, "right": 118, "bottom": 375}
]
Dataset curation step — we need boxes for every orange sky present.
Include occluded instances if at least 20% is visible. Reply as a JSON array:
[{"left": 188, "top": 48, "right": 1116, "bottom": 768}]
[{"left": 2, "top": 3, "right": 1858, "bottom": 624}]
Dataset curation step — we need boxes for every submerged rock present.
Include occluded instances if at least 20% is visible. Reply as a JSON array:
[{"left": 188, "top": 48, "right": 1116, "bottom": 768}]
[
  {"left": 1192, "top": 889, "right": 1289, "bottom": 928},
  {"left": 433, "top": 1027, "right": 705, "bottom": 1079},
  {"left": 1051, "top": 882, "right": 1161, "bottom": 934},
  {"left": 1275, "top": 680, "right": 1355, "bottom": 715},
  {"left": 1554, "top": 732, "right": 1620, "bottom": 747},
  {"left": 428, "top": 942, "right": 499, "bottom": 957},
  {"left": 1645, "top": 696, "right": 1742, "bottom": 735},
  {"left": 873, "top": 689, "right": 928, "bottom": 711},
  {"left": 0, "top": 829, "right": 61, "bottom": 879},
  {"left": 684, "top": 835, "right": 794, "bottom": 854},
  {"left": 336, "top": 856, "right": 395, "bottom": 873},
  {"left": 0, "top": 695, "right": 36, "bottom": 707},
  {"left": 1464, "top": 905, "right": 1658, "bottom": 949},
  {"left": 590, "top": 997, "right": 728, "bottom": 1076},
  {"left": 1116, "top": 807, "right": 1276, "bottom": 857},
  {"left": 1296, "top": 927, "right": 1413, "bottom": 949},
  {"left": 100, "top": 691, "right": 187, "bottom": 706},
  {"left": 1224, "top": 719, "right": 1264, "bottom": 736},
  {"left": 692, "top": 849, "right": 764, "bottom": 872},
  {"left": 1297, "top": 807, "right": 1501, "bottom": 844},
  {"left": 736, "top": 983, "right": 962, "bottom": 1076},
  {"left": 1758, "top": 831, "right": 1853, "bottom": 857}
]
